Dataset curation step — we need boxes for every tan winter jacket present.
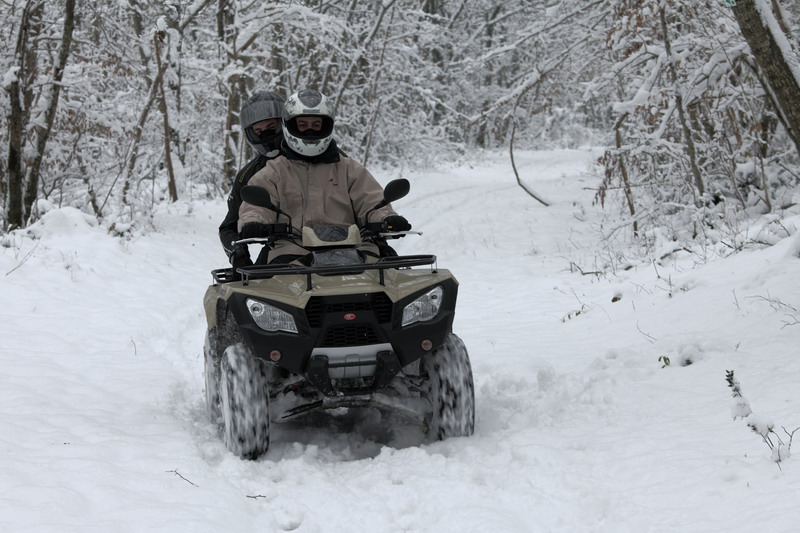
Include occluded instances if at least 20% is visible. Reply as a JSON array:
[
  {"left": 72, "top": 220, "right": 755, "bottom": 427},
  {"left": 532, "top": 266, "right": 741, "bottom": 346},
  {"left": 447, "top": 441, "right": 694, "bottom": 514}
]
[{"left": 238, "top": 154, "right": 397, "bottom": 262}]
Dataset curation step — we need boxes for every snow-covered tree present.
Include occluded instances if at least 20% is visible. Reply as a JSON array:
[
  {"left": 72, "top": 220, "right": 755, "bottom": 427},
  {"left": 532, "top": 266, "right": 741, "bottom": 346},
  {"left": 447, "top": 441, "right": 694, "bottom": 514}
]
[
  {"left": 4, "top": 0, "right": 76, "bottom": 230},
  {"left": 731, "top": 0, "right": 800, "bottom": 155},
  {"left": 2, "top": 0, "right": 798, "bottom": 237},
  {"left": 597, "top": 0, "right": 799, "bottom": 242}
]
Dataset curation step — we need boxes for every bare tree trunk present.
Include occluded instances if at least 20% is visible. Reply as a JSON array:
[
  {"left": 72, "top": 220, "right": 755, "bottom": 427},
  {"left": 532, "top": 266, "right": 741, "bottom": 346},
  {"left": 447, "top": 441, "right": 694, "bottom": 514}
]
[
  {"left": 610, "top": 113, "right": 638, "bottom": 235},
  {"left": 732, "top": 0, "right": 800, "bottom": 155},
  {"left": 217, "top": 0, "right": 241, "bottom": 187},
  {"left": 475, "top": 5, "right": 503, "bottom": 148},
  {"left": 5, "top": 0, "right": 44, "bottom": 230},
  {"left": 362, "top": 4, "right": 397, "bottom": 166},
  {"left": 6, "top": 63, "right": 25, "bottom": 229},
  {"left": 169, "top": 6, "right": 186, "bottom": 166},
  {"left": 127, "top": 0, "right": 152, "bottom": 82},
  {"left": 333, "top": 0, "right": 396, "bottom": 115},
  {"left": 154, "top": 29, "right": 178, "bottom": 202},
  {"left": 120, "top": 82, "right": 157, "bottom": 209},
  {"left": 660, "top": 5, "right": 704, "bottom": 197},
  {"left": 23, "top": 0, "right": 77, "bottom": 222},
  {"left": 222, "top": 79, "right": 242, "bottom": 190},
  {"left": 167, "top": 0, "right": 212, "bottom": 168}
]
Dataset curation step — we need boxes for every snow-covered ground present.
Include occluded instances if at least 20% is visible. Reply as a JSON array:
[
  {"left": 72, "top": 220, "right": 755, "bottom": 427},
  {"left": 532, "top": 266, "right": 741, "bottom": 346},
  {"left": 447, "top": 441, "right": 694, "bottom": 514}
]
[{"left": 2, "top": 149, "right": 799, "bottom": 532}]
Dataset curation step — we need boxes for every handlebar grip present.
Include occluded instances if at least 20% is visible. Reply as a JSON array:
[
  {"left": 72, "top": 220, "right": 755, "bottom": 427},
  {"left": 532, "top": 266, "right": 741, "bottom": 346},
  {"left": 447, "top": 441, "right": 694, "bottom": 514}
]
[
  {"left": 364, "top": 222, "right": 386, "bottom": 234},
  {"left": 262, "top": 223, "right": 291, "bottom": 236}
]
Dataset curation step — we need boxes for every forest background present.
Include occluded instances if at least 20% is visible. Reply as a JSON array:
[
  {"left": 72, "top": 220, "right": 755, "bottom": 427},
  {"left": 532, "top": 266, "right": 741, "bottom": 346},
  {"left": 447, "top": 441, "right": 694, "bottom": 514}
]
[{"left": 3, "top": 0, "right": 800, "bottom": 249}]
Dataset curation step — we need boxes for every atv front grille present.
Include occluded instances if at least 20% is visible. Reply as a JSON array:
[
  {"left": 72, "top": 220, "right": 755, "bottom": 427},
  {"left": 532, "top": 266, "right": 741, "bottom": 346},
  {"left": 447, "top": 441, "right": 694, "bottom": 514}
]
[
  {"left": 305, "top": 293, "right": 393, "bottom": 327},
  {"left": 321, "top": 324, "right": 382, "bottom": 347}
]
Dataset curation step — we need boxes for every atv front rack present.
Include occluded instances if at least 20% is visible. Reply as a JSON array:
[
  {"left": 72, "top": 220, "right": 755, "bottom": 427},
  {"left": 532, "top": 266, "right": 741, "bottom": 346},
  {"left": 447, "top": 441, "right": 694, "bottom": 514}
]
[{"left": 212, "top": 254, "right": 437, "bottom": 290}]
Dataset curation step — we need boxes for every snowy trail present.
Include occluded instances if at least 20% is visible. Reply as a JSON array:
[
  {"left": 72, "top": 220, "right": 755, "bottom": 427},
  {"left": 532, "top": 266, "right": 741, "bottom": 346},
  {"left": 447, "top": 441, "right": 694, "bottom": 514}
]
[{"left": 2, "top": 150, "right": 800, "bottom": 532}]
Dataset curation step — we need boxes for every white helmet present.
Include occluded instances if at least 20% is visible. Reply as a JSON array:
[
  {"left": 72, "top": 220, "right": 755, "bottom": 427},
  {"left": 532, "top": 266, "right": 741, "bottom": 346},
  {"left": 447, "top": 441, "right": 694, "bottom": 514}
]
[{"left": 282, "top": 89, "right": 335, "bottom": 157}]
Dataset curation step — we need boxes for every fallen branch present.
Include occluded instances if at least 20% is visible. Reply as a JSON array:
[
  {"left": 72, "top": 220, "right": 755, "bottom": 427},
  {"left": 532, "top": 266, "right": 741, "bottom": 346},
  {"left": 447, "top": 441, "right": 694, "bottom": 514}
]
[
  {"left": 568, "top": 261, "right": 602, "bottom": 276},
  {"left": 636, "top": 322, "right": 657, "bottom": 343},
  {"left": 167, "top": 469, "right": 198, "bottom": 487},
  {"left": 5, "top": 241, "right": 40, "bottom": 276},
  {"left": 509, "top": 117, "right": 549, "bottom": 207}
]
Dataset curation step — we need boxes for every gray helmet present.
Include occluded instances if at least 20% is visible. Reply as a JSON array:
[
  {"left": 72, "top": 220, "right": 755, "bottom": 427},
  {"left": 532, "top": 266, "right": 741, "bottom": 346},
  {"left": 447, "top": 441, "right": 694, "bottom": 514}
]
[
  {"left": 282, "top": 89, "right": 335, "bottom": 157},
  {"left": 240, "top": 90, "right": 284, "bottom": 157}
]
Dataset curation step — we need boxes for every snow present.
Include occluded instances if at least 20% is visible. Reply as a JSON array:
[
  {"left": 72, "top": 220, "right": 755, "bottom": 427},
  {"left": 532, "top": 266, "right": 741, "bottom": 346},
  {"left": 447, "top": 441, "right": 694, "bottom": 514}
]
[
  {"left": 3, "top": 66, "right": 19, "bottom": 89},
  {"left": 2, "top": 149, "right": 800, "bottom": 532}
]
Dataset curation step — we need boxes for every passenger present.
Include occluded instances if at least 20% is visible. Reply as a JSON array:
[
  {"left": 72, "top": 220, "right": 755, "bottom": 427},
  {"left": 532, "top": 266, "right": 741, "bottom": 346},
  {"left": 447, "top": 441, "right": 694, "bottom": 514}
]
[{"left": 218, "top": 90, "right": 285, "bottom": 268}]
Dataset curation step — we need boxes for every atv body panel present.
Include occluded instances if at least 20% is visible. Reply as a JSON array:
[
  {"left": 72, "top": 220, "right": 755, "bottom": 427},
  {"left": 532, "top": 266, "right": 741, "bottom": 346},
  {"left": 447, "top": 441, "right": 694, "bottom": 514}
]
[{"left": 203, "top": 259, "right": 458, "bottom": 386}]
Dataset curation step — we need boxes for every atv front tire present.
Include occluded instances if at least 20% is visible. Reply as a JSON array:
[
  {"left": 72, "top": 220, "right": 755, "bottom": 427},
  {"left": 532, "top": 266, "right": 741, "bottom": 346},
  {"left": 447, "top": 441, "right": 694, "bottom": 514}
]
[
  {"left": 421, "top": 333, "right": 475, "bottom": 440},
  {"left": 219, "top": 342, "right": 271, "bottom": 459},
  {"left": 203, "top": 330, "right": 222, "bottom": 424},
  {"left": 204, "top": 308, "right": 244, "bottom": 425}
]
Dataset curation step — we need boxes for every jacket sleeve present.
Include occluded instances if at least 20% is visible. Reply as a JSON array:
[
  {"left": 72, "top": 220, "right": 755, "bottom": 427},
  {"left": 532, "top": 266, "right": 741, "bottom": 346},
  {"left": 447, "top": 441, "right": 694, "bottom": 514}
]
[
  {"left": 218, "top": 190, "right": 241, "bottom": 256},
  {"left": 219, "top": 157, "right": 266, "bottom": 257},
  {"left": 238, "top": 163, "right": 280, "bottom": 231},
  {"left": 346, "top": 159, "right": 398, "bottom": 225},
  {"left": 219, "top": 167, "right": 249, "bottom": 257}
]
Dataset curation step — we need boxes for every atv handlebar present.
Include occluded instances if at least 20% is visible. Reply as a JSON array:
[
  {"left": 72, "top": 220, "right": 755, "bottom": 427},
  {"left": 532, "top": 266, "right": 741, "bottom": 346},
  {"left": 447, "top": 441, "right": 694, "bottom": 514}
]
[
  {"left": 378, "top": 230, "right": 423, "bottom": 238},
  {"left": 232, "top": 222, "right": 298, "bottom": 247},
  {"left": 364, "top": 221, "right": 421, "bottom": 239},
  {"left": 233, "top": 226, "right": 421, "bottom": 247}
]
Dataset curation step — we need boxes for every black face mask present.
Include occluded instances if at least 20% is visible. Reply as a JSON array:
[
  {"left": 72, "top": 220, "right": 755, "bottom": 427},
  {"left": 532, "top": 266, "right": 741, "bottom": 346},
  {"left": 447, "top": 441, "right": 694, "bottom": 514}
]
[
  {"left": 246, "top": 126, "right": 280, "bottom": 146},
  {"left": 297, "top": 129, "right": 327, "bottom": 141}
]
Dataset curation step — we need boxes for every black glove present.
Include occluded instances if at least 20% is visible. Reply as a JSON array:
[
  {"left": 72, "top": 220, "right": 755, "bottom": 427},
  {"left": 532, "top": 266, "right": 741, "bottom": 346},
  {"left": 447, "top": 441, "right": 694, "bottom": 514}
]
[
  {"left": 230, "top": 246, "right": 252, "bottom": 268},
  {"left": 240, "top": 222, "right": 267, "bottom": 240},
  {"left": 383, "top": 215, "right": 411, "bottom": 232}
]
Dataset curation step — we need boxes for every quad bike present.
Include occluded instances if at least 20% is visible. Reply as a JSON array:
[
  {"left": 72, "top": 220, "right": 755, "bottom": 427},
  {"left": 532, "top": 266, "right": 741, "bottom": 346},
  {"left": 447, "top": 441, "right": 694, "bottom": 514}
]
[{"left": 202, "top": 179, "right": 474, "bottom": 459}]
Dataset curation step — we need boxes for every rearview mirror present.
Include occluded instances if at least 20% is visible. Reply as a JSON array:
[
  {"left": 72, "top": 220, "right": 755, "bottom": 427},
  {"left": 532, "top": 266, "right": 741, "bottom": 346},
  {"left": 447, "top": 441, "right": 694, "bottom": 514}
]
[
  {"left": 241, "top": 185, "right": 275, "bottom": 210},
  {"left": 367, "top": 179, "right": 410, "bottom": 214},
  {"left": 382, "top": 179, "right": 410, "bottom": 204},
  {"left": 241, "top": 185, "right": 293, "bottom": 228}
]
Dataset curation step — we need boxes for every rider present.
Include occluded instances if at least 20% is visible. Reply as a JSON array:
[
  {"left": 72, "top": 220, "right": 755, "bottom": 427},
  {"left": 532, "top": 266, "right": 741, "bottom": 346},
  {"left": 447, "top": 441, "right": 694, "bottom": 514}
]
[
  {"left": 238, "top": 89, "right": 411, "bottom": 264},
  {"left": 218, "top": 90, "right": 285, "bottom": 269}
]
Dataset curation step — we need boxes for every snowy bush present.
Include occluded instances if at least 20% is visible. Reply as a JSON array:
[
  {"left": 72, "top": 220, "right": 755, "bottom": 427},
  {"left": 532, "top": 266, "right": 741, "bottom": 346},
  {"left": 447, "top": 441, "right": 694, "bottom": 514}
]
[{"left": 726, "top": 370, "right": 797, "bottom": 468}]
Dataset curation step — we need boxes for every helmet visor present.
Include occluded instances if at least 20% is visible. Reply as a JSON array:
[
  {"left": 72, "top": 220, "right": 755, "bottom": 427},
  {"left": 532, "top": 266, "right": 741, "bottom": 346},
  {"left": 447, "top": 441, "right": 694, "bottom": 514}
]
[
  {"left": 285, "top": 116, "right": 334, "bottom": 141},
  {"left": 245, "top": 123, "right": 282, "bottom": 146},
  {"left": 240, "top": 99, "right": 284, "bottom": 129}
]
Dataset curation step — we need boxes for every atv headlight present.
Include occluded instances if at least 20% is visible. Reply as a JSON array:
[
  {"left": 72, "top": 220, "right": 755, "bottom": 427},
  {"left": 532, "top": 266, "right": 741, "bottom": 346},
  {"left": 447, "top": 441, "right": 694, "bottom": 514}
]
[
  {"left": 246, "top": 298, "right": 298, "bottom": 333},
  {"left": 402, "top": 286, "right": 444, "bottom": 327}
]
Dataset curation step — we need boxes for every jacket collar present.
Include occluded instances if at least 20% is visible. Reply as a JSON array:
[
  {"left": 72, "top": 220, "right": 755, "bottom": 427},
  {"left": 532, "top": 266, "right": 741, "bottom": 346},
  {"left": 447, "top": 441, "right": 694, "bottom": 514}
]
[{"left": 282, "top": 140, "right": 341, "bottom": 164}]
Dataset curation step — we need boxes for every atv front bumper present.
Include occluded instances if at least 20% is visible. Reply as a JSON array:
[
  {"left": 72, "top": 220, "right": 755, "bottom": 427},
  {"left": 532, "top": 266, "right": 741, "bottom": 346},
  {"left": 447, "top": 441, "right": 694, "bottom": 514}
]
[{"left": 204, "top": 259, "right": 458, "bottom": 395}]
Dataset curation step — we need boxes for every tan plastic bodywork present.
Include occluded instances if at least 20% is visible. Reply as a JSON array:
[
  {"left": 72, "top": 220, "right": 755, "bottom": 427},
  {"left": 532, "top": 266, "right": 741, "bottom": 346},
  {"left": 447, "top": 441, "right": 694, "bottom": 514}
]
[
  {"left": 203, "top": 266, "right": 457, "bottom": 330},
  {"left": 301, "top": 224, "right": 361, "bottom": 247}
]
